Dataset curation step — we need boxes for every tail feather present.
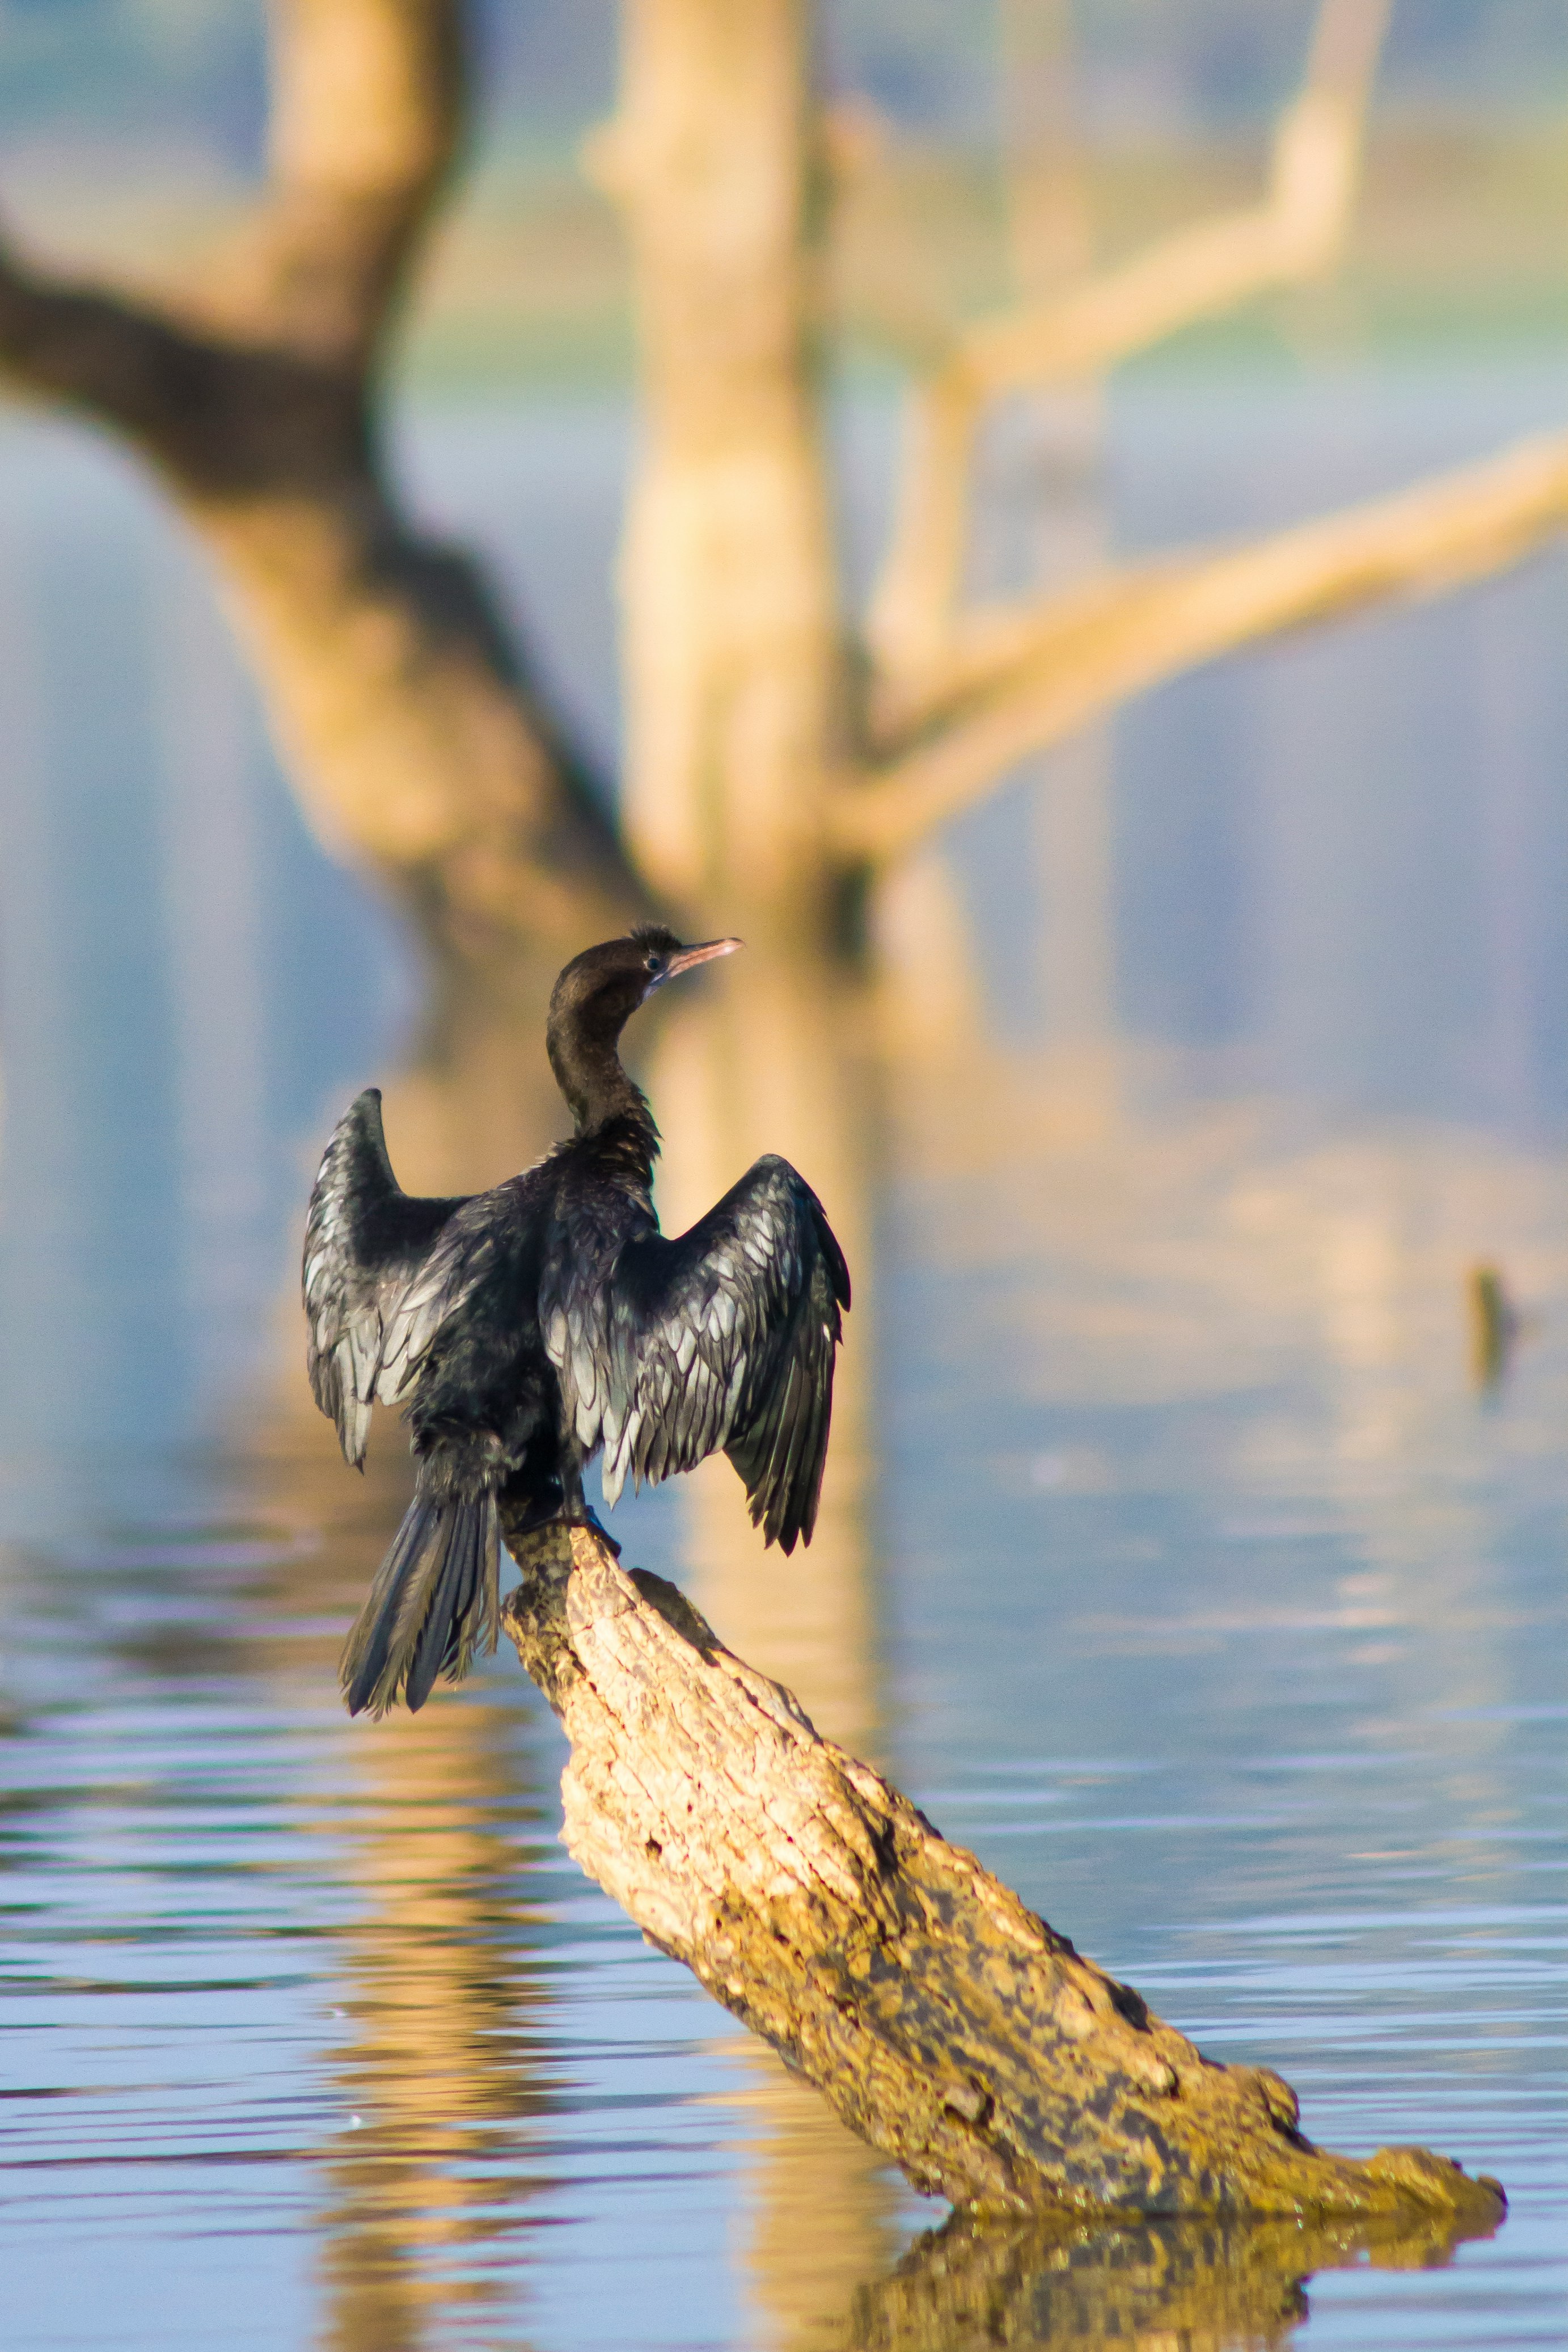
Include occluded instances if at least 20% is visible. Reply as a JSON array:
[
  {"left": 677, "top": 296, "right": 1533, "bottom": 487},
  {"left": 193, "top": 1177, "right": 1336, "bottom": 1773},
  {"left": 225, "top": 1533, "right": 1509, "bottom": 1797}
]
[
  {"left": 340, "top": 1489, "right": 501, "bottom": 1717},
  {"left": 404, "top": 1493, "right": 493, "bottom": 1713}
]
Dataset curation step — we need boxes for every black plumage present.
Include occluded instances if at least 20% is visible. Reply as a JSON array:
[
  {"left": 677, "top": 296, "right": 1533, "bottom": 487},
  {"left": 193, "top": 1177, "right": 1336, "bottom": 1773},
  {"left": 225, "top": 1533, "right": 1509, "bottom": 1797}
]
[{"left": 303, "top": 927, "right": 850, "bottom": 1717}]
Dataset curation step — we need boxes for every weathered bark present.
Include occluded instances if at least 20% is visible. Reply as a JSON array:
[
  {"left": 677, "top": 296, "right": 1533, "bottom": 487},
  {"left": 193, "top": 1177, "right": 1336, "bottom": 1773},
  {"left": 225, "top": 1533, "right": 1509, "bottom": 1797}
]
[
  {"left": 501, "top": 1518, "right": 1506, "bottom": 2226},
  {"left": 0, "top": 0, "right": 646, "bottom": 963},
  {"left": 591, "top": 0, "right": 842, "bottom": 936}
]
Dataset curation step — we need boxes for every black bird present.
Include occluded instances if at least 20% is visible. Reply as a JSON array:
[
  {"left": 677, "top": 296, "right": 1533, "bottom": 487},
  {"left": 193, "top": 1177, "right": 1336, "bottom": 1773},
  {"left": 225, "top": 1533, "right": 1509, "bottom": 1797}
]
[{"left": 303, "top": 927, "right": 851, "bottom": 1718}]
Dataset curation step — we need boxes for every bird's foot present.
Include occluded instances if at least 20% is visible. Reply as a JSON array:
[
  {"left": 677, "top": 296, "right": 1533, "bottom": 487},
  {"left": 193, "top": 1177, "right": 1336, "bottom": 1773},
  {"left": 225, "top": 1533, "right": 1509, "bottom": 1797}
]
[
  {"left": 563, "top": 1506, "right": 622, "bottom": 1559},
  {"left": 505, "top": 1498, "right": 622, "bottom": 1560}
]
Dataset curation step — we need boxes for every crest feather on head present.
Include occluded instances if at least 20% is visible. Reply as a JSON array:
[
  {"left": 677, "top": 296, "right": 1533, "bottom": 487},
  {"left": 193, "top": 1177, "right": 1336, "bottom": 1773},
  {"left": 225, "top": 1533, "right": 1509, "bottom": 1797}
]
[{"left": 629, "top": 921, "right": 683, "bottom": 955}]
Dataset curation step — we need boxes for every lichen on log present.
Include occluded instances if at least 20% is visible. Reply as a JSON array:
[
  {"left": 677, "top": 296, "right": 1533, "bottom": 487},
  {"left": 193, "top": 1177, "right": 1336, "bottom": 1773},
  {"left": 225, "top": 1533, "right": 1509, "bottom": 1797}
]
[{"left": 500, "top": 1515, "right": 1506, "bottom": 2227}]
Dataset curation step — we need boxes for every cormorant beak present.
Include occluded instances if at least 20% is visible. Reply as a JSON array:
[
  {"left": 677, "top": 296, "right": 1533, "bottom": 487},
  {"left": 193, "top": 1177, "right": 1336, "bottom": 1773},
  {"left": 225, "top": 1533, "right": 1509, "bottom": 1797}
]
[{"left": 663, "top": 936, "right": 743, "bottom": 983}]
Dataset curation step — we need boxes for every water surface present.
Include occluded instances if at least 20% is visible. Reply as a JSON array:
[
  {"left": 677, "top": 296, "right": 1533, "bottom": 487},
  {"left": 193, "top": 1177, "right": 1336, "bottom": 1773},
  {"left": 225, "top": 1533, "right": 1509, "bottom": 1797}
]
[{"left": 0, "top": 362, "right": 1564, "bottom": 2349}]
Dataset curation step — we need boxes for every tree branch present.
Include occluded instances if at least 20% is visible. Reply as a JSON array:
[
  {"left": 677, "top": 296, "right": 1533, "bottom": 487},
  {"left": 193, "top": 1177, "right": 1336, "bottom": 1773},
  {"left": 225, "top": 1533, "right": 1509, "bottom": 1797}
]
[
  {"left": 865, "top": 0, "right": 1390, "bottom": 683},
  {"left": 501, "top": 1518, "right": 1506, "bottom": 2224},
  {"left": 834, "top": 427, "right": 1568, "bottom": 870},
  {"left": 0, "top": 248, "right": 362, "bottom": 487},
  {"left": 0, "top": 0, "right": 649, "bottom": 961}
]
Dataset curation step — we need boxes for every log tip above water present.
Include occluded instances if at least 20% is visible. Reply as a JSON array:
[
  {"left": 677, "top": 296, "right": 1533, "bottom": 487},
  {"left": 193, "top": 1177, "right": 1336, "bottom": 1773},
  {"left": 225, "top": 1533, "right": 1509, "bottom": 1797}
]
[{"left": 1364, "top": 2144, "right": 1507, "bottom": 2228}]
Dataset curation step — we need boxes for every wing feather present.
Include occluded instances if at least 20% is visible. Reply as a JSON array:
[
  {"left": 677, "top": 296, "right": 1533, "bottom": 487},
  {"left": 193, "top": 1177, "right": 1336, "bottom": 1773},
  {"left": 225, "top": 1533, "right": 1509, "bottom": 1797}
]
[
  {"left": 302, "top": 1089, "right": 468, "bottom": 1465},
  {"left": 542, "top": 1155, "right": 849, "bottom": 1550}
]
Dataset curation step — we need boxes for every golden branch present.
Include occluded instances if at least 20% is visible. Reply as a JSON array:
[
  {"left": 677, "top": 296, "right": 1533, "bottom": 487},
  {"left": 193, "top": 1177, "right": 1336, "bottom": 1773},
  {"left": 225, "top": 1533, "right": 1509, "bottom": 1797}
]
[{"left": 835, "top": 427, "right": 1568, "bottom": 869}]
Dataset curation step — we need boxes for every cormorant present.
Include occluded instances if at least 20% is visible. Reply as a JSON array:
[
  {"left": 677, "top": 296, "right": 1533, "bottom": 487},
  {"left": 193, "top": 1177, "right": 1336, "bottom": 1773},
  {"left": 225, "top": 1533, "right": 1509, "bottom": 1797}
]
[{"left": 303, "top": 927, "right": 851, "bottom": 1718}]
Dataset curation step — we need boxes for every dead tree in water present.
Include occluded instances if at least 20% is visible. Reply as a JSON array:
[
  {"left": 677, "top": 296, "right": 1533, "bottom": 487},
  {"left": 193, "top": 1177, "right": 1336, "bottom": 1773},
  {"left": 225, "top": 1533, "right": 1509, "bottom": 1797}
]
[
  {"left": 502, "top": 1514, "right": 1506, "bottom": 2227},
  {"left": 3, "top": 0, "right": 1568, "bottom": 955}
]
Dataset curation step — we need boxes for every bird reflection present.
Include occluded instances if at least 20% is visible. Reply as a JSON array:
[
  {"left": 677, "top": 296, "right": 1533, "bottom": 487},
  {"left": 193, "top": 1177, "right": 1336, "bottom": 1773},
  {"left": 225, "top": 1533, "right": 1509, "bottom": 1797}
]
[
  {"left": 843, "top": 2197, "right": 1501, "bottom": 2352},
  {"left": 243, "top": 1396, "right": 554, "bottom": 2351},
  {"left": 310, "top": 1687, "right": 551, "bottom": 2350}
]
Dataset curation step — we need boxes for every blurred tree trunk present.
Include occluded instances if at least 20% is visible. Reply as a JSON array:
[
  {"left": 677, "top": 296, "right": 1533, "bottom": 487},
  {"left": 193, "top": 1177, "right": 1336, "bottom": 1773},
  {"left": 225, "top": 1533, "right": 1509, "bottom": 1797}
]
[{"left": 592, "top": 0, "right": 841, "bottom": 942}]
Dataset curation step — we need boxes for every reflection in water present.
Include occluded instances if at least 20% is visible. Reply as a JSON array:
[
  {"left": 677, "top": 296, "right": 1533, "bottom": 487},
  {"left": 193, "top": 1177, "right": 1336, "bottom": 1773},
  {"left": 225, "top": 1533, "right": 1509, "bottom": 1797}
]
[
  {"left": 845, "top": 2201, "right": 1499, "bottom": 2352},
  {"left": 245, "top": 958, "right": 575, "bottom": 2349},
  {"left": 238, "top": 1409, "right": 557, "bottom": 2351},
  {"left": 721, "top": 2068, "right": 901, "bottom": 2352},
  {"left": 311, "top": 1690, "right": 549, "bottom": 2350}
]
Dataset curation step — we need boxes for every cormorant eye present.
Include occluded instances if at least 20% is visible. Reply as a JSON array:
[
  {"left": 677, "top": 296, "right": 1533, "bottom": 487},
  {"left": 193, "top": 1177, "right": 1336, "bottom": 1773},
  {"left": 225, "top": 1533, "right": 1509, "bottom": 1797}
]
[{"left": 645, "top": 952, "right": 661, "bottom": 975}]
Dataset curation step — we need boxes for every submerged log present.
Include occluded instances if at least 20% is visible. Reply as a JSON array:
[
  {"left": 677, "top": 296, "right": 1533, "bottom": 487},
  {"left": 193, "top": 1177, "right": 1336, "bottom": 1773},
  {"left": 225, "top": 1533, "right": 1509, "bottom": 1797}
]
[{"left": 500, "top": 1517, "right": 1505, "bottom": 2227}]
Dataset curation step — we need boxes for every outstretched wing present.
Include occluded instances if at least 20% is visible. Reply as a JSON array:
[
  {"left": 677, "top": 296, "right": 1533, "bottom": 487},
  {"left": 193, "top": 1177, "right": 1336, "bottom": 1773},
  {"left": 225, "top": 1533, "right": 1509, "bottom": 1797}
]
[
  {"left": 543, "top": 1155, "right": 851, "bottom": 1553},
  {"left": 302, "top": 1089, "right": 468, "bottom": 1466}
]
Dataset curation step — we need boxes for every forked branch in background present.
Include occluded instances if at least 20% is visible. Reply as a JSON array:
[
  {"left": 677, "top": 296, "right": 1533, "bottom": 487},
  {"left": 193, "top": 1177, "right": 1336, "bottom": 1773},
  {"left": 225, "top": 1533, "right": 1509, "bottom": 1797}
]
[
  {"left": 835, "top": 427, "right": 1568, "bottom": 867},
  {"left": 865, "top": 0, "right": 1393, "bottom": 695}
]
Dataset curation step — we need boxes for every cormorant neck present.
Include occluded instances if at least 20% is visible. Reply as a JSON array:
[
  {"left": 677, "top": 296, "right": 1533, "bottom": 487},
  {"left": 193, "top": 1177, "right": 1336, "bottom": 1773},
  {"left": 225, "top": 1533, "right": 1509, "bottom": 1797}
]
[{"left": 547, "top": 1008, "right": 660, "bottom": 1159}]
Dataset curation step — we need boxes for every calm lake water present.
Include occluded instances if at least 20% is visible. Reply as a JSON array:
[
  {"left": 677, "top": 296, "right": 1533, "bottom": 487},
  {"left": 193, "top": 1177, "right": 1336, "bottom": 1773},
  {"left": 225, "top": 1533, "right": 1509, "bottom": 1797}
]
[{"left": 0, "top": 356, "right": 1565, "bottom": 2350}]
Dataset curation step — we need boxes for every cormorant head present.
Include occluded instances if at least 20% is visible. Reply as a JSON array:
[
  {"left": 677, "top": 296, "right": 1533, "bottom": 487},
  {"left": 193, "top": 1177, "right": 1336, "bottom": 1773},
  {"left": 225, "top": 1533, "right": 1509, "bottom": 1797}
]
[
  {"left": 547, "top": 926, "right": 742, "bottom": 1128},
  {"left": 628, "top": 923, "right": 744, "bottom": 999}
]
